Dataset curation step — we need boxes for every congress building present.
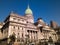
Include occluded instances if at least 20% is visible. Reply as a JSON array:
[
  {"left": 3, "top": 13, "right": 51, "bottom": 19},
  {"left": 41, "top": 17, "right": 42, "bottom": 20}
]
[{"left": 0, "top": 5, "right": 58, "bottom": 44}]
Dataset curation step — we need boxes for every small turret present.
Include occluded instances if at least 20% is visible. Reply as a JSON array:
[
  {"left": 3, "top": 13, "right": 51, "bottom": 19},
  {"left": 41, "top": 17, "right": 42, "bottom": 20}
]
[{"left": 37, "top": 18, "right": 46, "bottom": 26}]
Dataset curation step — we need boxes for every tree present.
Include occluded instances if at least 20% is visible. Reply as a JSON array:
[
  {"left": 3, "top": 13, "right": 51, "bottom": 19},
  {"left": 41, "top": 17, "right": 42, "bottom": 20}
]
[
  {"left": 48, "top": 37, "right": 53, "bottom": 43},
  {"left": 9, "top": 33, "right": 16, "bottom": 43}
]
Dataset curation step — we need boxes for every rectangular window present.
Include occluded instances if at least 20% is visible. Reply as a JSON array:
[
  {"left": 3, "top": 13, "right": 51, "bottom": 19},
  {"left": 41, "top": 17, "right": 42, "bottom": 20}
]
[
  {"left": 18, "top": 27, "right": 19, "bottom": 30},
  {"left": 14, "top": 26, "right": 15, "bottom": 29},
  {"left": 22, "top": 27, "right": 23, "bottom": 30},
  {"left": 18, "top": 19, "right": 20, "bottom": 21},
  {"left": 18, "top": 33, "right": 19, "bottom": 35},
  {"left": 22, "top": 33, "right": 23, "bottom": 38}
]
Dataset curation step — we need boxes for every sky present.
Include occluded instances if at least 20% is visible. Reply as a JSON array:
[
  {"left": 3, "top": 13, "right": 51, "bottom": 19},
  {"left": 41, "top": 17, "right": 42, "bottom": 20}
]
[{"left": 0, "top": 0, "right": 60, "bottom": 26}]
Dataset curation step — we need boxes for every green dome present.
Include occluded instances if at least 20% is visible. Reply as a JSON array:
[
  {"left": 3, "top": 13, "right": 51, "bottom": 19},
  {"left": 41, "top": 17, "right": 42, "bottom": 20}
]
[{"left": 25, "top": 5, "right": 33, "bottom": 15}]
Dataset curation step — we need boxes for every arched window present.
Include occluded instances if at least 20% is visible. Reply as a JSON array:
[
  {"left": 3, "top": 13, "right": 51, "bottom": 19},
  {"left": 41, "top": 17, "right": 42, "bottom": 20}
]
[{"left": 13, "top": 26, "right": 15, "bottom": 29}]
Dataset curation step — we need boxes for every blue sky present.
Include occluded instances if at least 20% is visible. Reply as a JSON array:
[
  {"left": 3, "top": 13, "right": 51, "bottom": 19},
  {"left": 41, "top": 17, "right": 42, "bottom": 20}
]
[{"left": 0, "top": 0, "right": 60, "bottom": 26}]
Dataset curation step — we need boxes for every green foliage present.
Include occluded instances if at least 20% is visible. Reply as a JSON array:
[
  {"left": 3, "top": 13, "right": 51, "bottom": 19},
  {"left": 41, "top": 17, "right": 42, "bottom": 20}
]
[
  {"left": 48, "top": 37, "right": 53, "bottom": 43},
  {"left": 9, "top": 34, "right": 16, "bottom": 42}
]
